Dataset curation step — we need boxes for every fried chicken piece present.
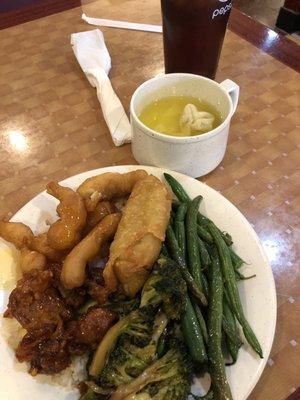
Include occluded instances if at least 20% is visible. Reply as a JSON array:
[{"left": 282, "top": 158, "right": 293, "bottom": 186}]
[
  {"left": 16, "top": 327, "right": 70, "bottom": 375},
  {"left": 61, "top": 213, "right": 121, "bottom": 289},
  {"left": 5, "top": 269, "right": 72, "bottom": 331},
  {"left": 47, "top": 262, "right": 87, "bottom": 308},
  {"left": 84, "top": 201, "right": 116, "bottom": 235},
  {"left": 20, "top": 247, "right": 46, "bottom": 274},
  {"left": 77, "top": 170, "right": 148, "bottom": 211},
  {"left": 67, "top": 307, "right": 116, "bottom": 354},
  {"left": 0, "top": 221, "right": 34, "bottom": 248},
  {"left": 86, "top": 267, "right": 109, "bottom": 304},
  {"left": 32, "top": 233, "right": 65, "bottom": 261},
  {"left": 0, "top": 221, "right": 64, "bottom": 262},
  {"left": 46, "top": 181, "right": 87, "bottom": 251}
]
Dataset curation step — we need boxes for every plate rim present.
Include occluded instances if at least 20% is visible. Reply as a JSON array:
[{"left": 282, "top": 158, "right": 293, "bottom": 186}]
[{"left": 5, "top": 165, "right": 277, "bottom": 400}]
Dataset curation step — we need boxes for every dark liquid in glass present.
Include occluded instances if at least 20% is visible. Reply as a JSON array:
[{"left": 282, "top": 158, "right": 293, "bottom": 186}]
[{"left": 161, "top": 0, "right": 232, "bottom": 79}]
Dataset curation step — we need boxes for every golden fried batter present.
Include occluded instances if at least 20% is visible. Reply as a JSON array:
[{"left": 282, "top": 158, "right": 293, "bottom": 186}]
[
  {"left": 46, "top": 181, "right": 87, "bottom": 251},
  {"left": 76, "top": 170, "right": 148, "bottom": 211},
  {"left": 31, "top": 232, "right": 65, "bottom": 261},
  {"left": 61, "top": 213, "right": 121, "bottom": 289},
  {"left": 0, "top": 221, "right": 34, "bottom": 248},
  {"left": 103, "top": 175, "right": 172, "bottom": 298},
  {"left": 0, "top": 221, "right": 63, "bottom": 262},
  {"left": 84, "top": 201, "right": 116, "bottom": 234},
  {"left": 20, "top": 247, "right": 46, "bottom": 274}
]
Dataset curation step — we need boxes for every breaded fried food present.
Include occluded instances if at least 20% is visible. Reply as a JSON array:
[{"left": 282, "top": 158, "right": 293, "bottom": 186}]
[
  {"left": 31, "top": 232, "right": 65, "bottom": 262},
  {"left": 46, "top": 181, "right": 87, "bottom": 251},
  {"left": 61, "top": 213, "right": 121, "bottom": 290},
  {"left": 77, "top": 170, "right": 148, "bottom": 211},
  {"left": 0, "top": 221, "right": 64, "bottom": 262},
  {"left": 103, "top": 175, "right": 172, "bottom": 298},
  {"left": 0, "top": 221, "right": 34, "bottom": 248},
  {"left": 84, "top": 201, "right": 116, "bottom": 234},
  {"left": 20, "top": 247, "right": 46, "bottom": 274}
]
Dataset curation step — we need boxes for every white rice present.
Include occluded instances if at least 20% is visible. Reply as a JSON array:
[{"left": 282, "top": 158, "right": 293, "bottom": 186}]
[{"left": 0, "top": 315, "right": 88, "bottom": 389}]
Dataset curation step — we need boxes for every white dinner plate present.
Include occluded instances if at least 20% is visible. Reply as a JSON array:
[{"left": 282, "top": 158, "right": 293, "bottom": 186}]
[{"left": 0, "top": 165, "right": 276, "bottom": 400}]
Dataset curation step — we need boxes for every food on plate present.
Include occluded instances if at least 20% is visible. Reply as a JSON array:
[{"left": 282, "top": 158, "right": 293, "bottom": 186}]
[
  {"left": 84, "top": 201, "right": 116, "bottom": 234},
  {"left": 61, "top": 213, "right": 122, "bottom": 290},
  {"left": 0, "top": 221, "right": 64, "bottom": 261},
  {"left": 0, "top": 170, "right": 262, "bottom": 400},
  {"left": 4, "top": 265, "right": 117, "bottom": 375},
  {"left": 103, "top": 175, "right": 172, "bottom": 298},
  {"left": 19, "top": 247, "right": 46, "bottom": 274},
  {"left": 46, "top": 181, "right": 87, "bottom": 251},
  {"left": 31, "top": 232, "right": 65, "bottom": 261},
  {"left": 0, "top": 220, "right": 34, "bottom": 248},
  {"left": 89, "top": 257, "right": 187, "bottom": 381},
  {"left": 77, "top": 170, "right": 148, "bottom": 211}
]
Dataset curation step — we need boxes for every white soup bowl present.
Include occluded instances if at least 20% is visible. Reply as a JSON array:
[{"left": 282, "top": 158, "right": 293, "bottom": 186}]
[{"left": 130, "top": 73, "right": 239, "bottom": 178}]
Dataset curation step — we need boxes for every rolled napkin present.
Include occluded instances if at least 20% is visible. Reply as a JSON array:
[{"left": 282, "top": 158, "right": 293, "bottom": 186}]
[{"left": 71, "top": 29, "right": 131, "bottom": 146}]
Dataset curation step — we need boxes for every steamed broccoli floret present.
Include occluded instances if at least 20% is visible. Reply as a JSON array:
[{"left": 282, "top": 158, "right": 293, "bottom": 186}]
[
  {"left": 98, "top": 344, "right": 149, "bottom": 389},
  {"left": 89, "top": 306, "right": 156, "bottom": 379},
  {"left": 88, "top": 257, "right": 188, "bottom": 399},
  {"left": 122, "top": 305, "right": 157, "bottom": 347},
  {"left": 110, "top": 340, "right": 192, "bottom": 400},
  {"left": 105, "top": 295, "right": 140, "bottom": 317},
  {"left": 97, "top": 311, "right": 169, "bottom": 391},
  {"left": 140, "top": 256, "right": 187, "bottom": 319}
]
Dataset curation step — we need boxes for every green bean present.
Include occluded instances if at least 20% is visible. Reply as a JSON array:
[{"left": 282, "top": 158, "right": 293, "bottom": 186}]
[
  {"left": 171, "top": 200, "right": 180, "bottom": 212},
  {"left": 191, "top": 297, "right": 208, "bottom": 344},
  {"left": 169, "top": 210, "right": 175, "bottom": 227},
  {"left": 166, "top": 225, "right": 207, "bottom": 306},
  {"left": 235, "top": 269, "right": 256, "bottom": 281},
  {"left": 222, "top": 297, "right": 242, "bottom": 347},
  {"left": 186, "top": 196, "right": 207, "bottom": 297},
  {"left": 198, "top": 237, "right": 211, "bottom": 267},
  {"left": 161, "top": 243, "right": 169, "bottom": 257},
  {"left": 164, "top": 173, "right": 191, "bottom": 203},
  {"left": 198, "top": 214, "right": 233, "bottom": 246},
  {"left": 164, "top": 173, "right": 234, "bottom": 247},
  {"left": 174, "top": 203, "right": 188, "bottom": 257},
  {"left": 229, "top": 246, "right": 245, "bottom": 270},
  {"left": 197, "top": 224, "right": 214, "bottom": 243},
  {"left": 208, "top": 223, "right": 263, "bottom": 358},
  {"left": 223, "top": 298, "right": 242, "bottom": 365},
  {"left": 207, "top": 250, "right": 233, "bottom": 400},
  {"left": 181, "top": 294, "right": 207, "bottom": 364},
  {"left": 222, "top": 314, "right": 243, "bottom": 349}
]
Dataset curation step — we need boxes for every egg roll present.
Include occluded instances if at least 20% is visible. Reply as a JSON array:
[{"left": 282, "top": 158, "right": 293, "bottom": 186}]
[{"left": 103, "top": 175, "right": 172, "bottom": 298}]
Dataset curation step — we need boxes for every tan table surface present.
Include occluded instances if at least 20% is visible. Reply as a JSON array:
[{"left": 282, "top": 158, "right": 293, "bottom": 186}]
[{"left": 0, "top": 1, "right": 299, "bottom": 399}]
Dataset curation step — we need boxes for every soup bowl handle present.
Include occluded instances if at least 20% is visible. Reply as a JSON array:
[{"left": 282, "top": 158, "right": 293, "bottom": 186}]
[{"left": 220, "top": 79, "right": 240, "bottom": 116}]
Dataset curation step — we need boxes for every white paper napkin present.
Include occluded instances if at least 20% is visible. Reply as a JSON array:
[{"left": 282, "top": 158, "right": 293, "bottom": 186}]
[{"left": 71, "top": 29, "right": 131, "bottom": 146}]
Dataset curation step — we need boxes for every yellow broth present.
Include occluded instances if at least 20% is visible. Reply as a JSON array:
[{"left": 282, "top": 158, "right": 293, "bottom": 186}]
[{"left": 138, "top": 96, "right": 222, "bottom": 137}]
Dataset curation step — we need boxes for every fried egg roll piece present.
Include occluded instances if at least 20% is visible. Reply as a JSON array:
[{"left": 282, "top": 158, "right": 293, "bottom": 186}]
[
  {"left": 76, "top": 170, "right": 148, "bottom": 211},
  {"left": 103, "top": 175, "right": 172, "bottom": 298}
]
